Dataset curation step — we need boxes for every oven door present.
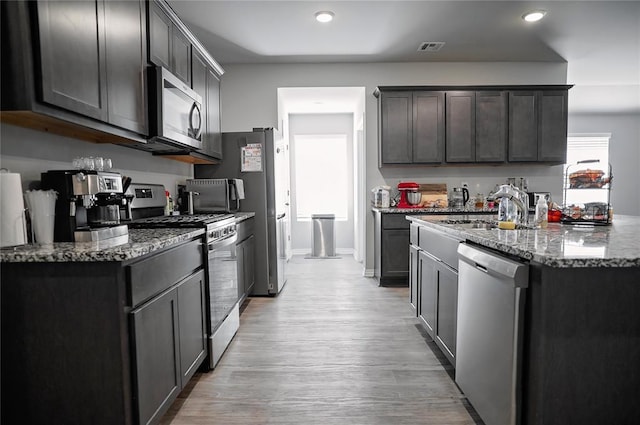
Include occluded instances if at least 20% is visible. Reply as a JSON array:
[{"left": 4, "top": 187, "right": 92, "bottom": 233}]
[{"left": 206, "top": 233, "right": 239, "bottom": 333}]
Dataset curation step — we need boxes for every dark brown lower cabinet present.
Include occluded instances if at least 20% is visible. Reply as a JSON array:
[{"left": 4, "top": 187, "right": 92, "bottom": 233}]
[
  {"left": 418, "top": 250, "right": 437, "bottom": 338},
  {"left": 132, "top": 286, "right": 181, "bottom": 425},
  {"left": 417, "top": 247, "right": 458, "bottom": 366},
  {"left": 411, "top": 223, "right": 461, "bottom": 367},
  {"left": 434, "top": 261, "right": 457, "bottom": 364},
  {"left": 132, "top": 270, "right": 206, "bottom": 425},
  {"left": 237, "top": 234, "right": 256, "bottom": 299},
  {"left": 374, "top": 211, "right": 413, "bottom": 286},
  {"left": 236, "top": 217, "right": 256, "bottom": 301}
]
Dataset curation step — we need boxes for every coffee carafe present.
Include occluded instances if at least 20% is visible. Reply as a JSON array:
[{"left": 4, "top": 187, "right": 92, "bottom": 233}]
[
  {"left": 41, "top": 170, "right": 128, "bottom": 242},
  {"left": 451, "top": 187, "right": 469, "bottom": 209}
]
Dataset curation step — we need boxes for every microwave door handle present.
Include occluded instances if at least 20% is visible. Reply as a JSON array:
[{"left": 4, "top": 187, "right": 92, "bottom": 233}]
[{"left": 189, "top": 102, "right": 202, "bottom": 139}]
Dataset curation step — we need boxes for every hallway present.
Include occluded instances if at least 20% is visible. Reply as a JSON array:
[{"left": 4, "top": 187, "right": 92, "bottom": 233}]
[{"left": 161, "top": 255, "right": 481, "bottom": 424}]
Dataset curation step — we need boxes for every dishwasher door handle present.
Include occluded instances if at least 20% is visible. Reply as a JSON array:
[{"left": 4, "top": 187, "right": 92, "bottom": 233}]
[
  {"left": 475, "top": 263, "right": 489, "bottom": 273},
  {"left": 458, "top": 243, "right": 529, "bottom": 288}
]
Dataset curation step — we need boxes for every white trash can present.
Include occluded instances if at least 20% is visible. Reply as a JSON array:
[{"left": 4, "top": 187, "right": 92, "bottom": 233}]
[{"left": 311, "top": 214, "right": 336, "bottom": 258}]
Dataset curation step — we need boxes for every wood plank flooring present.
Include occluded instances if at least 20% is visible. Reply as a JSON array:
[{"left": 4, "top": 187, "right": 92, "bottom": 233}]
[{"left": 161, "top": 255, "right": 482, "bottom": 424}]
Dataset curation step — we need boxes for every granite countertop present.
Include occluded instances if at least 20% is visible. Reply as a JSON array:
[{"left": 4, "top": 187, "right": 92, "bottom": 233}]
[
  {"left": 373, "top": 206, "right": 499, "bottom": 214},
  {"left": 0, "top": 228, "right": 205, "bottom": 263},
  {"left": 235, "top": 212, "right": 256, "bottom": 222},
  {"left": 407, "top": 214, "right": 640, "bottom": 268}
]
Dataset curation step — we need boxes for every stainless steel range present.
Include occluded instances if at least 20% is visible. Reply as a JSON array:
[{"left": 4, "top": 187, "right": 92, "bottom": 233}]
[{"left": 127, "top": 183, "right": 240, "bottom": 370}]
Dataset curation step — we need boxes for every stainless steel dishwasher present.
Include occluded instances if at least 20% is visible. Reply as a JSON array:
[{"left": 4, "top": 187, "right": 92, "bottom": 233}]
[{"left": 456, "top": 243, "right": 529, "bottom": 425}]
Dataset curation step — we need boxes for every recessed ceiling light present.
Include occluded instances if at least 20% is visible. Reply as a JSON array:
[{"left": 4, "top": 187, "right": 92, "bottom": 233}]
[
  {"left": 315, "top": 11, "right": 334, "bottom": 23},
  {"left": 522, "top": 10, "right": 547, "bottom": 22}
]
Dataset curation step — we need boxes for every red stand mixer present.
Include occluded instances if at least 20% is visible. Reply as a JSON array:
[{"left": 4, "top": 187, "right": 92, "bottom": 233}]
[{"left": 397, "top": 182, "right": 422, "bottom": 208}]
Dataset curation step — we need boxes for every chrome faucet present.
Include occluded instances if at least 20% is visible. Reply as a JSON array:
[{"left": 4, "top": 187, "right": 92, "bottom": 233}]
[{"left": 493, "top": 184, "right": 530, "bottom": 225}]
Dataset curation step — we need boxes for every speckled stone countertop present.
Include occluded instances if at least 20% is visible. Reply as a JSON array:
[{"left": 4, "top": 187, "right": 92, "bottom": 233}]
[
  {"left": 235, "top": 212, "right": 256, "bottom": 222},
  {"left": 0, "top": 228, "right": 205, "bottom": 263},
  {"left": 407, "top": 214, "right": 640, "bottom": 268},
  {"left": 373, "top": 206, "right": 499, "bottom": 214}
]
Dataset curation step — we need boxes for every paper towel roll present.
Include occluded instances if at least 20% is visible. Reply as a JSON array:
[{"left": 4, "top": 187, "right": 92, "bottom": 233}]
[{"left": 0, "top": 171, "right": 27, "bottom": 247}]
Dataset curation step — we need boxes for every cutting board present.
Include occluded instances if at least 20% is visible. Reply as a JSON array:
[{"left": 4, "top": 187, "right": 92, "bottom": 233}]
[{"left": 419, "top": 183, "right": 448, "bottom": 208}]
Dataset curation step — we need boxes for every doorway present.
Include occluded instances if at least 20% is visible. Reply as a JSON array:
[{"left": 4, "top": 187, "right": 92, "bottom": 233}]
[{"left": 277, "top": 87, "right": 366, "bottom": 263}]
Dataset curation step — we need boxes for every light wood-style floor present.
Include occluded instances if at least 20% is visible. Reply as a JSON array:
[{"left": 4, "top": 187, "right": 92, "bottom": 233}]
[{"left": 161, "top": 255, "right": 482, "bottom": 424}]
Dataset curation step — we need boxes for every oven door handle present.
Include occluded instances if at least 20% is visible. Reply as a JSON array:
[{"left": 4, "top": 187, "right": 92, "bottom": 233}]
[{"left": 208, "top": 233, "right": 238, "bottom": 251}]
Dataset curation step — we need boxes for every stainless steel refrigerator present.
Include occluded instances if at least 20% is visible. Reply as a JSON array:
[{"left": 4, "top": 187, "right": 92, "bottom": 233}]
[{"left": 195, "top": 128, "right": 290, "bottom": 296}]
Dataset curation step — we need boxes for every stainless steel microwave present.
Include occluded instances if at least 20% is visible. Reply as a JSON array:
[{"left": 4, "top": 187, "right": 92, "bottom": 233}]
[
  {"left": 186, "top": 178, "right": 245, "bottom": 213},
  {"left": 148, "top": 66, "right": 203, "bottom": 151}
]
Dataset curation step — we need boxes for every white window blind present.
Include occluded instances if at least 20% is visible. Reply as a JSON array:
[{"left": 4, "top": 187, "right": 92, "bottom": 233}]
[
  {"left": 566, "top": 135, "right": 610, "bottom": 166},
  {"left": 293, "top": 134, "right": 348, "bottom": 219},
  {"left": 565, "top": 134, "right": 611, "bottom": 205}
]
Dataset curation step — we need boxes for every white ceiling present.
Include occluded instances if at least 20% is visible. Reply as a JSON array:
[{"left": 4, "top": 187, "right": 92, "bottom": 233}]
[{"left": 168, "top": 0, "right": 640, "bottom": 114}]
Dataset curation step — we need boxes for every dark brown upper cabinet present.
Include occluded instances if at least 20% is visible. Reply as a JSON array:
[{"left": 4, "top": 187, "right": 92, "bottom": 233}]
[
  {"left": 445, "top": 91, "right": 507, "bottom": 163},
  {"left": 413, "top": 91, "right": 445, "bottom": 164},
  {"left": 1, "top": 0, "right": 148, "bottom": 141},
  {"left": 191, "top": 50, "right": 223, "bottom": 160},
  {"left": 36, "top": 0, "right": 108, "bottom": 122},
  {"left": 204, "top": 67, "right": 222, "bottom": 159},
  {"left": 538, "top": 90, "right": 569, "bottom": 162},
  {"left": 376, "top": 85, "right": 570, "bottom": 166},
  {"left": 104, "top": 0, "right": 148, "bottom": 135},
  {"left": 378, "top": 90, "right": 444, "bottom": 166},
  {"left": 38, "top": 0, "right": 148, "bottom": 135},
  {"left": 445, "top": 91, "right": 475, "bottom": 163},
  {"left": 379, "top": 91, "right": 413, "bottom": 164},
  {"left": 475, "top": 91, "right": 507, "bottom": 162},
  {"left": 148, "top": 0, "right": 191, "bottom": 86},
  {"left": 509, "top": 90, "right": 568, "bottom": 163}
]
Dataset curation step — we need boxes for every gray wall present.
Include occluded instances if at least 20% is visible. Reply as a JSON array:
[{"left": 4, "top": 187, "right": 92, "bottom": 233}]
[
  {"left": 288, "top": 113, "right": 354, "bottom": 254},
  {"left": 0, "top": 123, "right": 193, "bottom": 198},
  {"left": 218, "top": 61, "right": 569, "bottom": 273}
]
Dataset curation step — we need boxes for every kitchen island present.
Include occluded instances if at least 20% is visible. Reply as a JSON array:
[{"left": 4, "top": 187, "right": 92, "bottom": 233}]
[
  {"left": 1, "top": 228, "right": 207, "bottom": 425},
  {"left": 408, "top": 214, "right": 640, "bottom": 425}
]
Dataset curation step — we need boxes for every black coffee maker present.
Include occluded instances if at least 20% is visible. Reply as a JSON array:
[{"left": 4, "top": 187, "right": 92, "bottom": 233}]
[{"left": 41, "top": 170, "right": 129, "bottom": 242}]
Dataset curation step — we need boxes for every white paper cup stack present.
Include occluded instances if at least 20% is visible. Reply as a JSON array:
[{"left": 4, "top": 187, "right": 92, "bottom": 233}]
[
  {"left": 24, "top": 190, "right": 58, "bottom": 245},
  {"left": 0, "top": 170, "right": 28, "bottom": 247}
]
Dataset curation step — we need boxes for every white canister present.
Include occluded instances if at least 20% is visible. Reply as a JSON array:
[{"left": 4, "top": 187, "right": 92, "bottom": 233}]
[
  {"left": 0, "top": 170, "right": 28, "bottom": 247},
  {"left": 372, "top": 186, "right": 390, "bottom": 208}
]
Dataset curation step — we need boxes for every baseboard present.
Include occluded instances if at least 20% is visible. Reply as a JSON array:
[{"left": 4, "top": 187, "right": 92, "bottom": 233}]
[
  {"left": 292, "top": 248, "right": 354, "bottom": 256},
  {"left": 363, "top": 269, "right": 375, "bottom": 278}
]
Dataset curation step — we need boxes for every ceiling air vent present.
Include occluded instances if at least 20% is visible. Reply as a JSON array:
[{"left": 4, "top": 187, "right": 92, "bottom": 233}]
[{"left": 418, "top": 41, "right": 445, "bottom": 52}]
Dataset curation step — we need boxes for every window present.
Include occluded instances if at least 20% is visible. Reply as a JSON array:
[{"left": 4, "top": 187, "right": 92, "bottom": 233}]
[
  {"left": 566, "top": 134, "right": 610, "bottom": 167},
  {"left": 293, "top": 134, "right": 348, "bottom": 219},
  {"left": 564, "top": 134, "right": 611, "bottom": 205}
]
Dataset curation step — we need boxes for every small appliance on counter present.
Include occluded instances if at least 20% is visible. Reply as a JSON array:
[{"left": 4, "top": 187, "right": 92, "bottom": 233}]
[
  {"left": 186, "top": 178, "right": 245, "bottom": 213},
  {"left": 397, "top": 182, "right": 421, "bottom": 208},
  {"left": 450, "top": 186, "right": 470, "bottom": 209},
  {"left": 371, "top": 186, "right": 390, "bottom": 208},
  {"left": 41, "top": 170, "right": 128, "bottom": 242}
]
